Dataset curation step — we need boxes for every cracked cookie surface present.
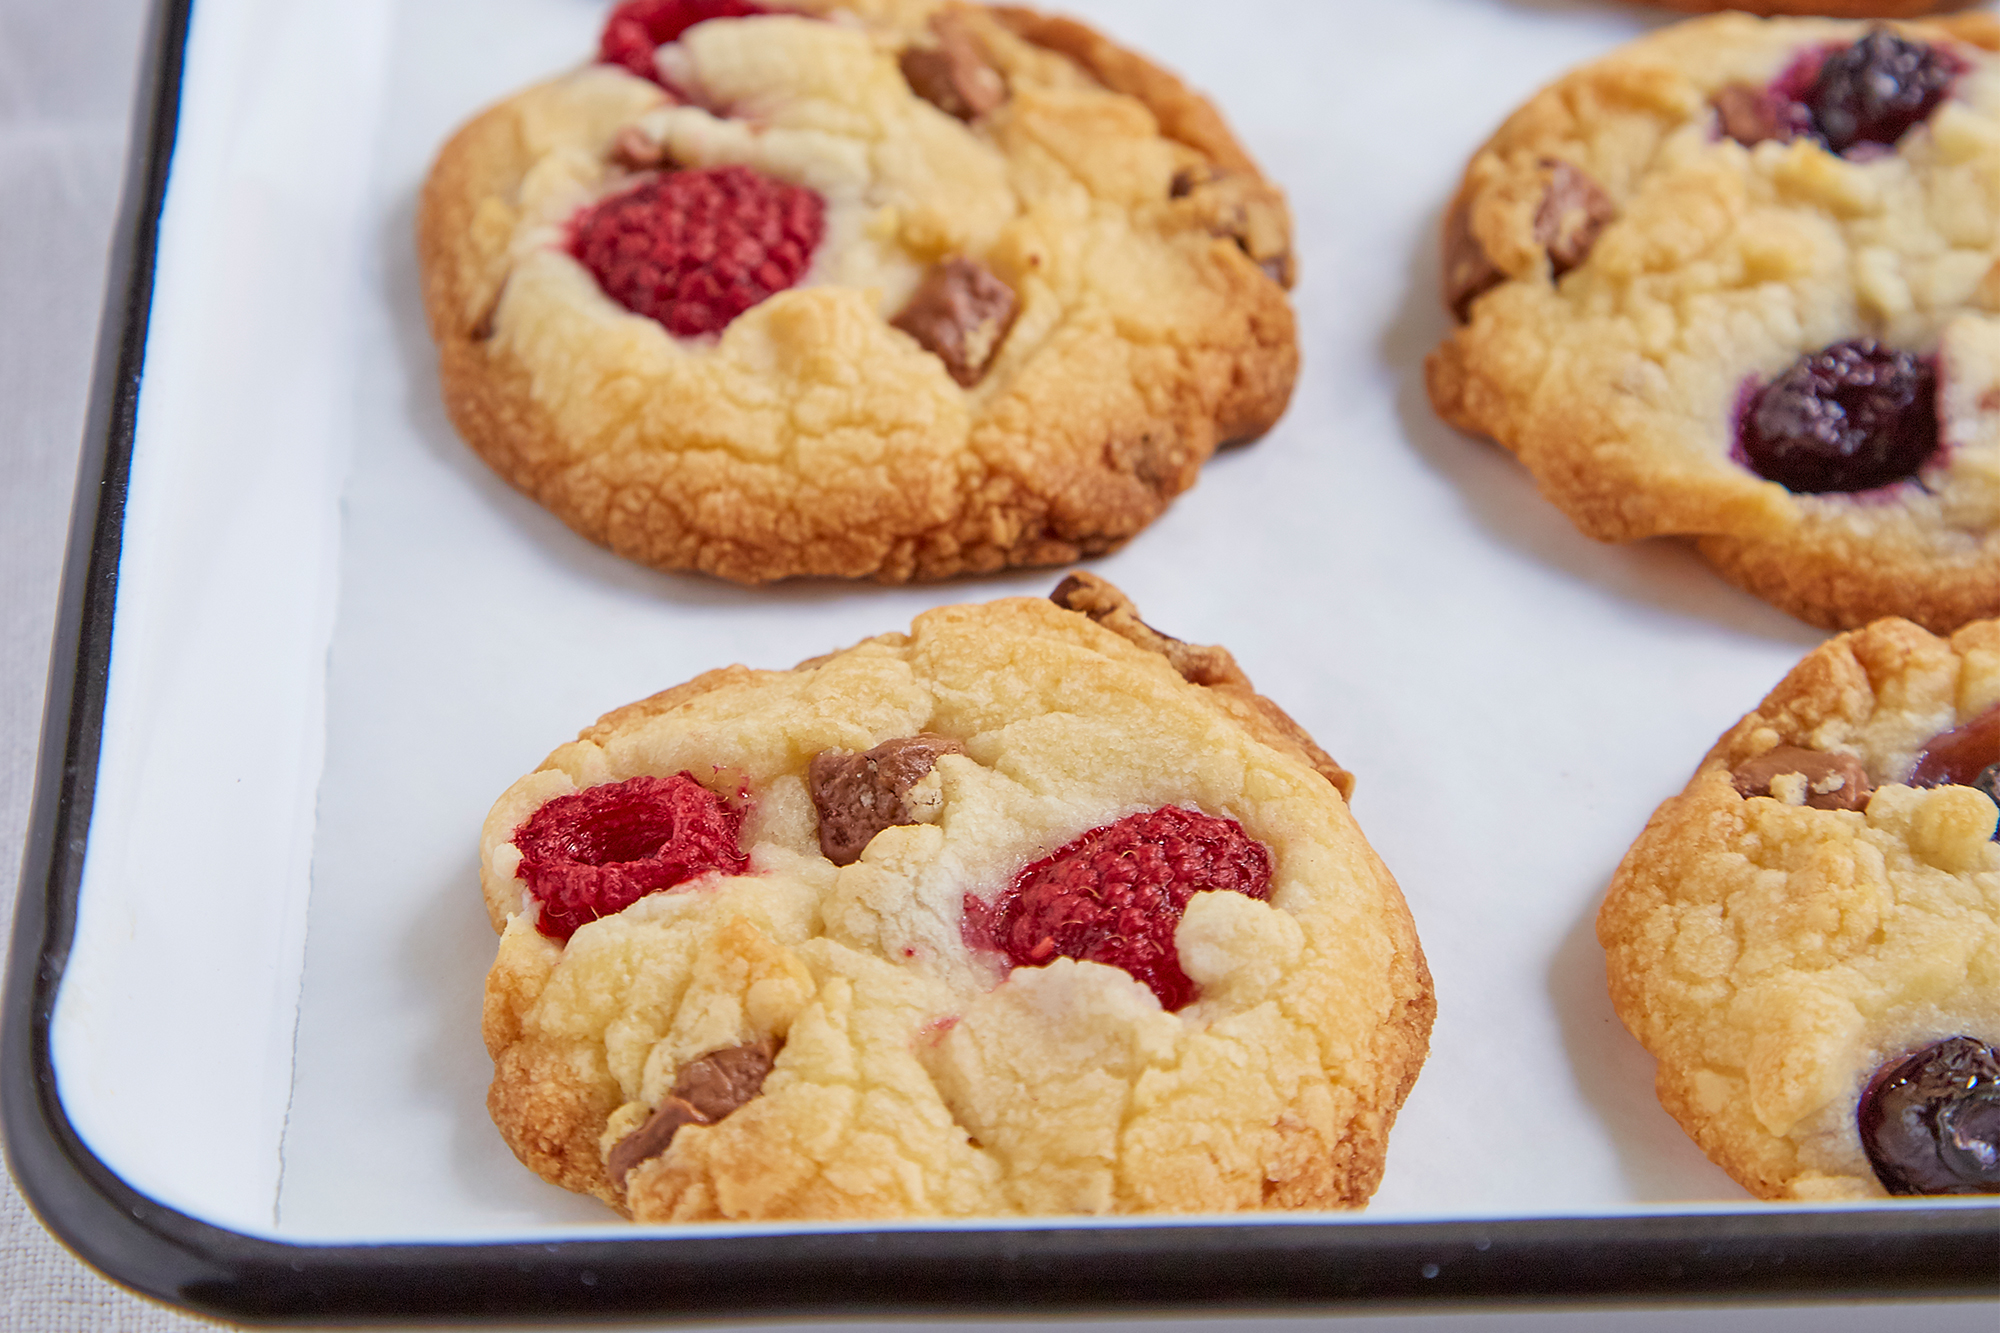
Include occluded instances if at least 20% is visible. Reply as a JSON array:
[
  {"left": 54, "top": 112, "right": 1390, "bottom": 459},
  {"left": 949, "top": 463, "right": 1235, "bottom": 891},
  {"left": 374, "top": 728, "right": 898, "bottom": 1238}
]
[
  {"left": 418, "top": 1, "right": 1296, "bottom": 584},
  {"left": 1599, "top": 616, "right": 2000, "bottom": 1199},
  {"left": 1426, "top": 13, "right": 2000, "bottom": 632},
  {"left": 477, "top": 576, "right": 1432, "bottom": 1221}
]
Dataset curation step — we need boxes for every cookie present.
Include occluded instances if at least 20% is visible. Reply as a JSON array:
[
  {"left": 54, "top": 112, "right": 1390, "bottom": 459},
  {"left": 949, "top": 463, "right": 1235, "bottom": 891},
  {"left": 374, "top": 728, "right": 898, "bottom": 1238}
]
[
  {"left": 1599, "top": 616, "right": 2000, "bottom": 1200},
  {"left": 418, "top": 1, "right": 1296, "bottom": 585},
  {"left": 1646, "top": 2, "right": 1971, "bottom": 18},
  {"left": 1425, "top": 13, "right": 2000, "bottom": 633},
  {"left": 477, "top": 574, "right": 1433, "bottom": 1221}
]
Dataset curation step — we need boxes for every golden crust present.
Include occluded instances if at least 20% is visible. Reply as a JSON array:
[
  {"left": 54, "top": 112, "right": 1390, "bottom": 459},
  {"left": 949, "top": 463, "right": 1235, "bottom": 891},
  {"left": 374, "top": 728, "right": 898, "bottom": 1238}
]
[
  {"left": 1424, "top": 14, "right": 2000, "bottom": 633},
  {"left": 1598, "top": 617, "right": 2000, "bottom": 1200},
  {"left": 417, "top": 3, "right": 1296, "bottom": 584},
  {"left": 478, "top": 579, "right": 1432, "bottom": 1220}
]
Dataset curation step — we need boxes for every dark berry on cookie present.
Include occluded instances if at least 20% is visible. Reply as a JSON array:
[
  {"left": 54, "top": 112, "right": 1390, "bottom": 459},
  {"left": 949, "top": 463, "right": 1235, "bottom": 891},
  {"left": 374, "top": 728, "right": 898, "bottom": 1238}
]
[
  {"left": 971, "top": 806, "right": 1273, "bottom": 1011},
  {"left": 809, "top": 734, "right": 966, "bottom": 866},
  {"left": 606, "top": 1039, "right": 777, "bottom": 1184},
  {"left": 572, "top": 166, "right": 825, "bottom": 337},
  {"left": 900, "top": 13, "right": 1005, "bottom": 121},
  {"left": 1738, "top": 340, "right": 1938, "bottom": 493},
  {"left": 1805, "top": 29, "right": 1959, "bottom": 154},
  {"left": 601, "top": 0, "right": 769, "bottom": 83},
  {"left": 1910, "top": 703, "right": 2000, "bottom": 789},
  {"left": 514, "top": 773, "right": 748, "bottom": 941},
  {"left": 1974, "top": 764, "right": 2000, "bottom": 813},
  {"left": 1857, "top": 1036, "right": 2000, "bottom": 1195},
  {"left": 891, "top": 258, "right": 1019, "bottom": 386},
  {"left": 1730, "top": 744, "right": 1872, "bottom": 811}
]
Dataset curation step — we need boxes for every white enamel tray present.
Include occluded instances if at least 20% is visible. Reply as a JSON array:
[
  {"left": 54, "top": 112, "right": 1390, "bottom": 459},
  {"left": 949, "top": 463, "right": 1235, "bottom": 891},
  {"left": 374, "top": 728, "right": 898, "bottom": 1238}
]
[{"left": 7, "top": 0, "right": 1994, "bottom": 1320}]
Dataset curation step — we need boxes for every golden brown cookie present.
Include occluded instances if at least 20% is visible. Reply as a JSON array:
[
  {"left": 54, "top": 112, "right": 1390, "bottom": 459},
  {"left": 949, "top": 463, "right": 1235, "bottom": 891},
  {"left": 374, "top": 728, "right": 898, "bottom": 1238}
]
[
  {"left": 1599, "top": 617, "right": 2000, "bottom": 1200},
  {"left": 1646, "top": 2, "right": 1972, "bottom": 17},
  {"left": 418, "top": 1, "right": 1296, "bottom": 584},
  {"left": 1426, "top": 14, "right": 2000, "bottom": 633},
  {"left": 477, "top": 575, "right": 1433, "bottom": 1221}
]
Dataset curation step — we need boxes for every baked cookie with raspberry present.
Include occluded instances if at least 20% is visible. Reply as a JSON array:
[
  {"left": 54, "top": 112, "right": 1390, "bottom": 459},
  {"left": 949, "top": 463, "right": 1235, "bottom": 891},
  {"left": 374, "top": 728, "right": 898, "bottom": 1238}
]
[
  {"left": 477, "top": 574, "right": 1432, "bottom": 1221},
  {"left": 1599, "top": 616, "right": 2000, "bottom": 1200},
  {"left": 418, "top": 1, "right": 1295, "bottom": 584},
  {"left": 1426, "top": 13, "right": 2000, "bottom": 633}
]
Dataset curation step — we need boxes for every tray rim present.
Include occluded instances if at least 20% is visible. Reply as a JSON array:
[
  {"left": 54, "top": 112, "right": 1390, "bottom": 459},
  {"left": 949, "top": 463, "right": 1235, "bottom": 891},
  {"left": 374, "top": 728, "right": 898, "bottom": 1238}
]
[{"left": 1, "top": 0, "right": 1995, "bottom": 1321}]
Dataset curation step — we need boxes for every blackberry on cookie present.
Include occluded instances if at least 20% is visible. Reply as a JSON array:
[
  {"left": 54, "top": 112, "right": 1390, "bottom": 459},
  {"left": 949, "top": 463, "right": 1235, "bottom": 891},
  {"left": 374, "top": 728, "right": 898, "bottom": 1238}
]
[
  {"left": 1600, "top": 617, "right": 2000, "bottom": 1199},
  {"left": 1427, "top": 14, "right": 2000, "bottom": 633}
]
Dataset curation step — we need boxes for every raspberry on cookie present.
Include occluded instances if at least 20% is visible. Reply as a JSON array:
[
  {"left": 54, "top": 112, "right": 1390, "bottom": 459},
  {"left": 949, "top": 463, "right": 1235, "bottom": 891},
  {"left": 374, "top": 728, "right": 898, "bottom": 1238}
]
[
  {"left": 1599, "top": 617, "right": 2000, "bottom": 1200},
  {"left": 1426, "top": 13, "right": 2000, "bottom": 633},
  {"left": 419, "top": 2, "right": 1296, "bottom": 584},
  {"left": 476, "top": 575, "right": 1432, "bottom": 1221}
]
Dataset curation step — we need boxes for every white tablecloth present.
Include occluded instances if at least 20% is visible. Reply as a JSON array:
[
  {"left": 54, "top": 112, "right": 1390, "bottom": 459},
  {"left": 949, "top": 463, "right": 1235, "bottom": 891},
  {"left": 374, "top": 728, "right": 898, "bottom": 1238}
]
[{"left": 0, "top": 0, "right": 1991, "bottom": 1328}]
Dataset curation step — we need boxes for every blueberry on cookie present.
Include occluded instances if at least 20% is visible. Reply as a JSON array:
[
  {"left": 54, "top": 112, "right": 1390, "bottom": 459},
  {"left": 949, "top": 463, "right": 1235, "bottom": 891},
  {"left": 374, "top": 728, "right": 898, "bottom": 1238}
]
[
  {"left": 1427, "top": 14, "right": 2000, "bottom": 633},
  {"left": 477, "top": 575, "right": 1433, "bottom": 1220},
  {"left": 419, "top": 2, "right": 1296, "bottom": 584},
  {"left": 1599, "top": 617, "right": 2000, "bottom": 1199}
]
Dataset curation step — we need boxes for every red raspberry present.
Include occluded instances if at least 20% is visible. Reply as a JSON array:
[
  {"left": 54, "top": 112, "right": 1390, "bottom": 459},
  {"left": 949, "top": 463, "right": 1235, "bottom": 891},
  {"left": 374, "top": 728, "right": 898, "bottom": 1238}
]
[
  {"left": 600, "top": 0, "right": 769, "bottom": 83},
  {"left": 513, "top": 773, "right": 748, "bottom": 942},
  {"left": 572, "top": 167, "right": 825, "bottom": 337},
  {"left": 968, "top": 807, "right": 1273, "bottom": 1012}
]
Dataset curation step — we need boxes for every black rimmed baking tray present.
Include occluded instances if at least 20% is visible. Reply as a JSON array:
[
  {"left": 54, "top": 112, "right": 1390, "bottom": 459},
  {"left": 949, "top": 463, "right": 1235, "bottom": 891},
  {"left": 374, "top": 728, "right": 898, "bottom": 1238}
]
[{"left": 5, "top": 0, "right": 1995, "bottom": 1321}]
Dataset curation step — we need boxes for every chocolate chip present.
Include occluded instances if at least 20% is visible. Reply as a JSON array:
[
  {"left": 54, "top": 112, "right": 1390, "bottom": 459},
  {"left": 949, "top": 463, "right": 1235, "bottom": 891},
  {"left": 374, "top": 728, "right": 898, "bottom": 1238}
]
[
  {"left": 890, "top": 258, "right": 1019, "bottom": 387},
  {"left": 606, "top": 1096, "right": 707, "bottom": 1186},
  {"left": 1533, "top": 160, "right": 1615, "bottom": 279},
  {"left": 671, "top": 1039, "right": 777, "bottom": 1121},
  {"left": 1167, "top": 163, "right": 1294, "bottom": 289},
  {"left": 1714, "top": 83, "right": 1808, "bottom": 148},
  {"left": 810, "top": 734, "right": 966, "bottom": 866},
  {"left": 899, "top": 14, "right": 1005, "bottom": 121},
  {"left": 1442, "top": 191, "right": 1504, "bottom": 325},
  {"left": 1050, "top": 572, "right": 1237, "bottom": 687},
  {"left": 606, "top": 1039, "right": 779, "bottom": 1186},
  {"left": 1731, "top": 745, "right": 1873, "bottom": 811}
]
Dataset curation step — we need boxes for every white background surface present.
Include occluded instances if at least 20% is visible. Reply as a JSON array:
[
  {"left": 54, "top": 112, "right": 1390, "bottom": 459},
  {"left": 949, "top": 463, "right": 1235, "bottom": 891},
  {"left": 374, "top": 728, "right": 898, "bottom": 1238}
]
[{"left": 1, "top": 0, "right": 1995, "bottom": 1327}]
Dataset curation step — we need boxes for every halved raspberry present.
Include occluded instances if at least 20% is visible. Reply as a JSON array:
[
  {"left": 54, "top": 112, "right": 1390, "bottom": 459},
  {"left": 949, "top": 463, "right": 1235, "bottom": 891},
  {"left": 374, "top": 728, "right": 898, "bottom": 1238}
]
[
  {"left": 967, "top": 807, "right": 1273, "bottom": 1012},
  {"left": 1805, "top": 30, "right": 1959, "bottom": 154},
  {"left": 1738, "top": 340, "right": 1938, "bottom": 493},
  {"left": 513, "top": 773, "right": 748, "bottom": 942},
  {"left": 1858, "top": 1037, "right": 2000, "bottom": 1195},
  {"left": 600, "top": 0, "right": 768, "bottom": 83},
  {"left": 572, "top": 167, "right": 825, "bottom": 337}
]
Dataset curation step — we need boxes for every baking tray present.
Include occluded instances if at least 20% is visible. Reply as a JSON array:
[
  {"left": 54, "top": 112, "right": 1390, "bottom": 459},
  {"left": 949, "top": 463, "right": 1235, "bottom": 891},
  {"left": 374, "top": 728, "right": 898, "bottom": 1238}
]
[{"left": 4, "top": 0, "right": 1995, "bottom": 1321}]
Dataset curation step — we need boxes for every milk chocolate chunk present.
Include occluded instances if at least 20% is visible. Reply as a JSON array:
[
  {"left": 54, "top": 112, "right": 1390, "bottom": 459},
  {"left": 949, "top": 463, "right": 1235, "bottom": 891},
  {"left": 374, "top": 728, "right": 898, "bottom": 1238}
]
[
  {"left": 1169, "top": 164, "right": 1295, "bottom": 289},
  {"left": 672, "top": 1039, "right": 778, "bottom": 1121},
  {"left": 811, "top": 733, "right": 967, "bottom": 865},
  {"left": 890, "top": 258, "right": 1018, "bottom": 386},
  {"left": 1534, "top": 160, "right": 1614, "bottom": 278},
  {"left": 899, "top": 14, "right": 1005, "bottom": 121},
  {"left": 1442, "top": 192, "right": 1504, "bottom": 325},
  {"left": 606, "top": 1040, "right": 779, "bottom": 1185},
  {"left": 606, "top": 1096, "right": 706, "bottom": 1185},
  {"left": 1714, "top": 83, "right": 1805, "bottom": 148},
  {"left": 1730, "top": 745, "right": 1873, "bottom": 811}
]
